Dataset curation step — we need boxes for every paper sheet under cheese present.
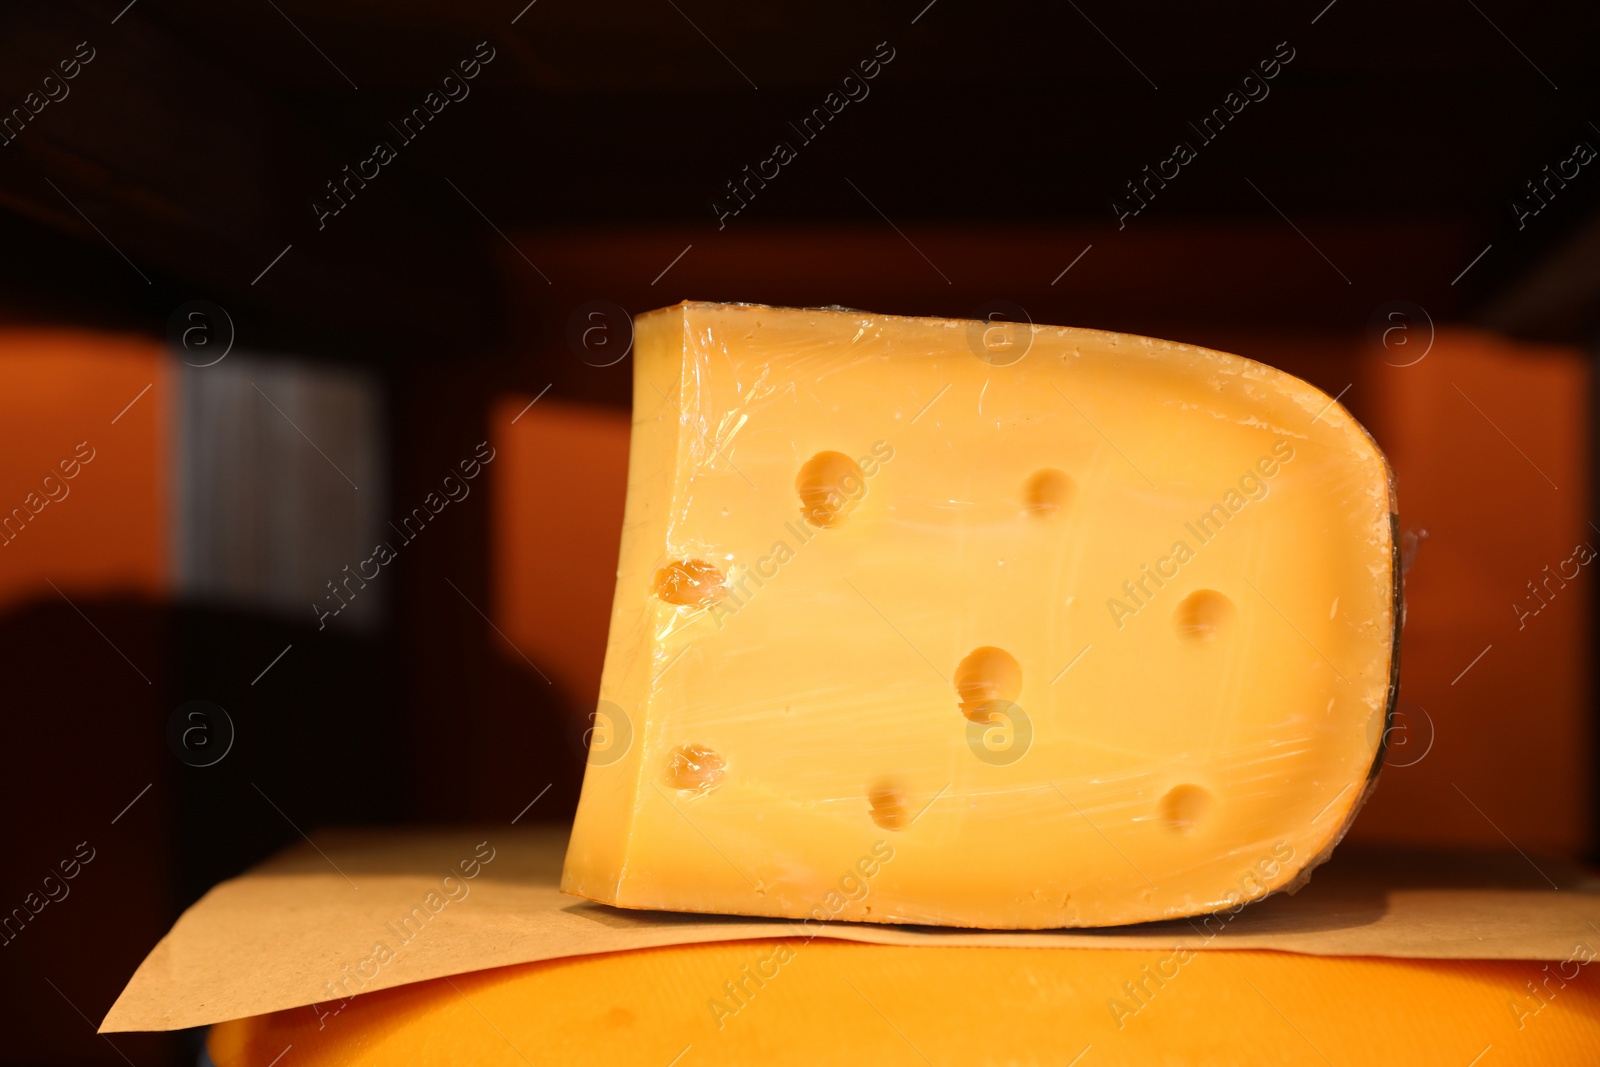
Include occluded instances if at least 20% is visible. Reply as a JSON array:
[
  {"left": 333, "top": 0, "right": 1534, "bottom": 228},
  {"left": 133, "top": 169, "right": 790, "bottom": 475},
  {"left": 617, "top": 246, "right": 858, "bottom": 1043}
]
[{"left": 102, "top": 825, "right": 1600, "bottom": 1033}]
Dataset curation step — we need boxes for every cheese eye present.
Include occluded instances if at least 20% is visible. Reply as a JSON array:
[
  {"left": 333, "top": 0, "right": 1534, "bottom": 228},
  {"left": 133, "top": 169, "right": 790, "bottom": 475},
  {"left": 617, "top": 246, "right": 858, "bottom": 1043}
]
[
  {"left": 1160, "top": 784, "right": 1214, "bottom": 833},
  {"left": 953, "top": 646, "right": 1023, "bottom": 723},
  {"left": 652, "top": 559, "right": 724, "bottom": 606},
  {"left": 666, "top": 744, "right": 726, "bottom": 792},
  {"left": 867, "top": 783, "right": 910, "bottom": 831},
  {"left": 1023, "top": 468, "right": 1074, "bottom": 516},
  {"left": 1173, "top": 590, "right": 1234, "bottom": 641},
  {"left": 796, "top": 451, "right": 866, "bottom": 528}
]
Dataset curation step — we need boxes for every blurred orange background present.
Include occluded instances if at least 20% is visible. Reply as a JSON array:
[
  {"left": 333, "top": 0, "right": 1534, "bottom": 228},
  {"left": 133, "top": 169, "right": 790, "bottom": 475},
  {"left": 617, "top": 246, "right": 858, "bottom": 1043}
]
[{"left": 2, "top": 233, "right": 1589, "bottom": 857}]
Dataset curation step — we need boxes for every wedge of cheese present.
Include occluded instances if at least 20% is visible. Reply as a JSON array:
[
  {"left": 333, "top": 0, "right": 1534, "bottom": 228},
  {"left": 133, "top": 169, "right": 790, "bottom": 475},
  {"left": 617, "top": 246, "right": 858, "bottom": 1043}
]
[{"left": 562, "top": 302, "right": 1398, "bottom": 929}]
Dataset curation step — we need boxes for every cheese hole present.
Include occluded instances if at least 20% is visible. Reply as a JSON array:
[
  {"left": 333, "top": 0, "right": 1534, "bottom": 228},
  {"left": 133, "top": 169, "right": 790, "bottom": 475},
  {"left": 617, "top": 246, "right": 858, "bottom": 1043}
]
[
  {"left": 1160, "top": 784, "right": 1214, "bottom": 833},
  {"left": 666, "top": 744, "right": 726, "bottom": 793},
  {"left": 1173, "top": 590, "right": 1234, "bottom": 641},
  {"left": 1023, "top": 468, "right": 1074, "bottom": 517},
  {"left": 867, "top": 784, "right": 910, "bottom": 831},
  {"left": 653, "top": 559, "right": 724, "bottom": 607},
  {"left": 797, "top": 451, "right": 866, "bottom": 528},
  {"left": 954, "top": 646, "right": 1022, "bottom": 723}
]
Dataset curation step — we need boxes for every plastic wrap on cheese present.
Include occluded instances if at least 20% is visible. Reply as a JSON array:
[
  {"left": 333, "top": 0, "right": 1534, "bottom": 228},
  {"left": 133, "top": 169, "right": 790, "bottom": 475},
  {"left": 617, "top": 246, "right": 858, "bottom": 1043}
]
[{"left": 561, "top": 301, "right": 1399, "bottom": 930}]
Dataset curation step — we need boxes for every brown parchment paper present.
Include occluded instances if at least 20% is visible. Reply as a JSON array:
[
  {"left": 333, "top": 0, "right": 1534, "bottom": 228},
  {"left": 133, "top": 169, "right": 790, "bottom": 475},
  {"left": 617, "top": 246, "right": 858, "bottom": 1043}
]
[{"left": 101, "top": 825, "right": 1600, "bottom": 1033}]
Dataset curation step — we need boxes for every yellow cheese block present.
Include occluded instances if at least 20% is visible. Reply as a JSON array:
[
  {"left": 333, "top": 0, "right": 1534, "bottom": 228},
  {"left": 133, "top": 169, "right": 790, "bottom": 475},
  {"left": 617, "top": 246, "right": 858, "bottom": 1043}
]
[
  {"left": 207, "top": 940, "right": 1600, "bottom": 1066},
  {"left": 563, "top": 302, "right": 1398, "bottom": 928}
]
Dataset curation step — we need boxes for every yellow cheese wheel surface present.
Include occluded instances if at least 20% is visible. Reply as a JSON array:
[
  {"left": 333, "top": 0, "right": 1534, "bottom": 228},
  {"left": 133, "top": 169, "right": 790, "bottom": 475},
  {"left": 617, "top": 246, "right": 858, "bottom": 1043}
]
[{"left": 209, "top": 940, "right": 1600, "bottom": 1066}]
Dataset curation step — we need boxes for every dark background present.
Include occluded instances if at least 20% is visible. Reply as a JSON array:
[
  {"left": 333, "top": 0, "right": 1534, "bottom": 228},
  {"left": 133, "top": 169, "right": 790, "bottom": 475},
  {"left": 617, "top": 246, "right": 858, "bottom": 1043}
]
[{"left": 0, "top": 1, "right": 1597, "bottom": 1063}]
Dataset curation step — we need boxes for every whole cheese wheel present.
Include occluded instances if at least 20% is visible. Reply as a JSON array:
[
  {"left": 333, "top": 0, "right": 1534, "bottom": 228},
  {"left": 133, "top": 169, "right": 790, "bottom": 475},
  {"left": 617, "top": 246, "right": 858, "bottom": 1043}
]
[{"left": 207, "top": 940, "right": 1600, "bottom": 1066}]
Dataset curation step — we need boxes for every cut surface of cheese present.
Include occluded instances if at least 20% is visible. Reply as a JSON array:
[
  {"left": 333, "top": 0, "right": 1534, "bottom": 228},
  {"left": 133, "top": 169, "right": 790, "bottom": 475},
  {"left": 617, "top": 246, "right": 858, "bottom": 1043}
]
[
  {"left": 562, "top": 302, "right": 1398, "bottom": 929},
  {"left": 207, "top": 940, "right": 1600, "bottom": 1067}
]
